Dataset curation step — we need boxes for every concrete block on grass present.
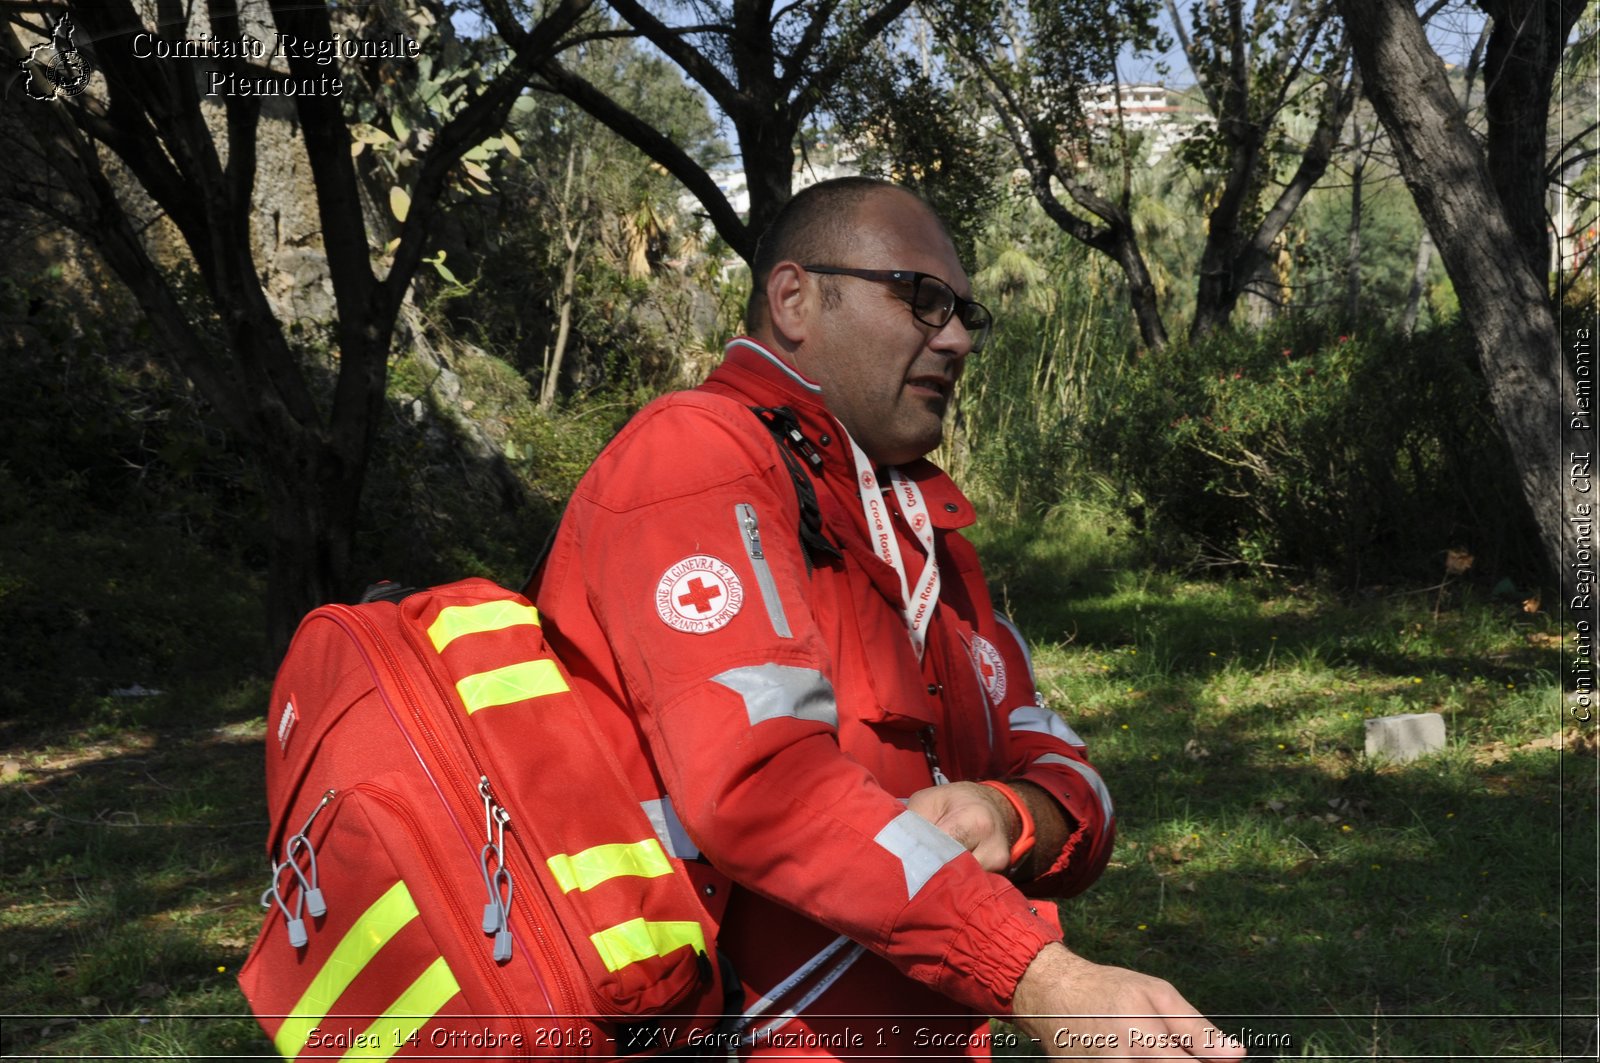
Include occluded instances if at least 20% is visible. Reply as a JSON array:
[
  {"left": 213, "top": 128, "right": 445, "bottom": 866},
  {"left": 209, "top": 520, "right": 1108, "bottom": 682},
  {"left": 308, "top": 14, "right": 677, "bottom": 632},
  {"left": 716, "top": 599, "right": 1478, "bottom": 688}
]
[{"left": 1364, "top": 712, "right": 1447, "bottom": 763}]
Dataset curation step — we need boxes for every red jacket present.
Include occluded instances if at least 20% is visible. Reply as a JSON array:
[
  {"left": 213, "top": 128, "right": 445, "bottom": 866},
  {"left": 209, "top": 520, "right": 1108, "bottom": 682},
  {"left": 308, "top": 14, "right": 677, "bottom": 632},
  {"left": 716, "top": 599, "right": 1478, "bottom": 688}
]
[{"left": 530, "top": 338, "right": 1114, "bottom": 1056}]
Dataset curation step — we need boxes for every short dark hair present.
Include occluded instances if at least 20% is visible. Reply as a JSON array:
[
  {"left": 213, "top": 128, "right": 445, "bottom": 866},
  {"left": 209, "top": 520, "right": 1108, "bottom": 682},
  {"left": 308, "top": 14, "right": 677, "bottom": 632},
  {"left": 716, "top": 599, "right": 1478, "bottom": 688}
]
[{"left": 745, "top": 176, "right": 935, "bottom": 329}]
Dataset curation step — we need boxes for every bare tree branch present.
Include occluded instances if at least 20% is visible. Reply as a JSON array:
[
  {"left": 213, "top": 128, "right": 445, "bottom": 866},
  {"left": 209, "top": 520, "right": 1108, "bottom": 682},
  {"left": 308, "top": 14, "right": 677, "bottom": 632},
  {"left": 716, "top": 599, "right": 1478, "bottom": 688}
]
[
  {"left": 600, "top": 0, "right": 741, "bottom": 104},
  {"left": 533, "top": 58, "right": 748, "bottom": 253}
]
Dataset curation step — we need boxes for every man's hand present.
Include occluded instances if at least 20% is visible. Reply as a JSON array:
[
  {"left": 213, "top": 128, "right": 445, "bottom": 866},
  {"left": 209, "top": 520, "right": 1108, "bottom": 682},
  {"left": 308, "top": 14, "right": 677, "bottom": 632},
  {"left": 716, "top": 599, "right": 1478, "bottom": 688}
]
[
  {"left": 1011, "top": 944, "right": 1246, "bottom": 1061},
  {"left": 906, "top": 781, "right": 1017, "bottom": 873}
]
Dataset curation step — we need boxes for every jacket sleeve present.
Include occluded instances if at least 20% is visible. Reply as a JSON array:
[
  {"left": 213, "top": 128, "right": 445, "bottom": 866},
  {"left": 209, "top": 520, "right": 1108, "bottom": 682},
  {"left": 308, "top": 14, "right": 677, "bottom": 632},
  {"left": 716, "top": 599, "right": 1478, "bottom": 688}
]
[
  {"left": 564, "top": 399, "right": 1061, "bottom": 1015},
  {"left": 989, "top": 614, "right": 1116, "bottom": 899}
]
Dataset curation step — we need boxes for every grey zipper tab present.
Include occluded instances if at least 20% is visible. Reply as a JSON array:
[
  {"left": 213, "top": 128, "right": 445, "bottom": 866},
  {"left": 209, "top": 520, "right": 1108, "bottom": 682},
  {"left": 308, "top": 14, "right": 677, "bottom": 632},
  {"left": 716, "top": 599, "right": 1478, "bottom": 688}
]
[
  {"left": 477, "top": 776, "right": 515, "bottom": 963},
  {"left": 737, "top": 503, "right": 792, "bottom": 638}
]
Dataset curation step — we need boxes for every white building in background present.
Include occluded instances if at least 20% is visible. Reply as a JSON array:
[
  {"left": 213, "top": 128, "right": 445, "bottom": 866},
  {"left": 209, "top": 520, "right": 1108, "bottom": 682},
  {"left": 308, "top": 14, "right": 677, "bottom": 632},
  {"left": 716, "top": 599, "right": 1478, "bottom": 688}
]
[
  {"left": 706, "top": 168, "right": 750, "bottom": 218},
  {"left": 1084, "top": 83, "right": 1194, "bottom": 166},
  {"left": 680, "top": 147, "right": 862, "bottom": 254},
  {"left": 1087, "top": 83, "right": 1175, "bottom": 125}
]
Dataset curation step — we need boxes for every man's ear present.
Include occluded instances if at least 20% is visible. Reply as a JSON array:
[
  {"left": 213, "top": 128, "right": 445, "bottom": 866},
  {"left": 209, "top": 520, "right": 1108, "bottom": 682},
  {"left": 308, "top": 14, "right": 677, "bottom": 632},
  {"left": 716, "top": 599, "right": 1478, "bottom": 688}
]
[{"left": 763, "top": 261, "right": 811, "bottom": 345}]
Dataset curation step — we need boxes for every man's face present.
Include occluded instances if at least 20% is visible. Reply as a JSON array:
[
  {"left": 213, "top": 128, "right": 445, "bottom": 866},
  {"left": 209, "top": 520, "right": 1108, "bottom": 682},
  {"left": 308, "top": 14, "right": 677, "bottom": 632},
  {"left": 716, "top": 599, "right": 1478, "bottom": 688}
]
[{"left": 793, "top": 190, "right": 978, "bottom": 467}]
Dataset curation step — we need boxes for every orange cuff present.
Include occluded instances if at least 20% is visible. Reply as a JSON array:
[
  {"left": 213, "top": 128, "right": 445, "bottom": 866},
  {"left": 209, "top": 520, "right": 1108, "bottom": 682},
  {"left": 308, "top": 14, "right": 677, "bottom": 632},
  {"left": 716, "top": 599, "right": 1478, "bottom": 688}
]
[{"left": 979, "top": 780, "right": 1036, "bottom": 872}]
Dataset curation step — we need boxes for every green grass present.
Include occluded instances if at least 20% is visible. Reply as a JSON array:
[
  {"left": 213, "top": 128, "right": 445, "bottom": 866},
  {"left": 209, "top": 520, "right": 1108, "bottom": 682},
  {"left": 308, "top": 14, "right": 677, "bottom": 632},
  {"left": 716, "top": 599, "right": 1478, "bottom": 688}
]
[
  {"left": 972, "top": 504, "right": 1593, "bottom": 1059},
  {"left": 1, "top": 706, "right": 272, "bottom": 1058},
  {"left": 1, "top": 499, "right": 1591, "bottom": 1059}
]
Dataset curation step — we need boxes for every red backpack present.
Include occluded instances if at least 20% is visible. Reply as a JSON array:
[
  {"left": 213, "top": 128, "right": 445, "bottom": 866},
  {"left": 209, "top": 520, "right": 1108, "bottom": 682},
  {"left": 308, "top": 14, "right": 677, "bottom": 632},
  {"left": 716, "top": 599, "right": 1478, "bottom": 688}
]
[{"left": 237, "top": 578, "right": 731, "bottom": 1059}]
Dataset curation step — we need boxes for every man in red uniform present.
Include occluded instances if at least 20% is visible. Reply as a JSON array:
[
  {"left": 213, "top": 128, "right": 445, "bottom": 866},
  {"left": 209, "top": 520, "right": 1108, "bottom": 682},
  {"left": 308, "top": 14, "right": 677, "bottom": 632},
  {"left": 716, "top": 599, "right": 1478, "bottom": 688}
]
[{"left": 531, "top": 178, "right": 1242, "bottom": 1060}]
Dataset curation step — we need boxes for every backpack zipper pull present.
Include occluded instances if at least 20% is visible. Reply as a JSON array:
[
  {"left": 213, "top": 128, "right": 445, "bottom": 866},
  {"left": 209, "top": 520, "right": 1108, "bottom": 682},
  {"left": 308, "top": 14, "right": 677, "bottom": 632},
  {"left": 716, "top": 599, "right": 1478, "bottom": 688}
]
[
  {"left": 478, "top": 778, "right": 502, "bottom": 932},
  {"left": 476, "top": 777, "right": 516, "bottom": 962},
  {"left": 265, "top": 788, "right": 336, "bottom": 947},
  {"left": 288, "top": 789, "right": 334, "bottom": 919}
]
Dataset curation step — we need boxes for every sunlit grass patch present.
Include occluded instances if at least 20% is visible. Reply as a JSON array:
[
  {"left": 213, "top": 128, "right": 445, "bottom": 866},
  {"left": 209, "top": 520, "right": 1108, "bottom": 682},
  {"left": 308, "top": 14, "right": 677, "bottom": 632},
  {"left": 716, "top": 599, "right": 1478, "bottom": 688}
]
[{"left": 963, "top": 502, "right": 1586, "bottom": 1056}]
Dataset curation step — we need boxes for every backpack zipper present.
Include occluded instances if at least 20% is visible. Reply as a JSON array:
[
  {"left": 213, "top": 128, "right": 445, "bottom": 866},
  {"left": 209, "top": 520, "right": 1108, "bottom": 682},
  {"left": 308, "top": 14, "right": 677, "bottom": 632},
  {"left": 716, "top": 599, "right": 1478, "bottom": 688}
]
[
  {"left": 344, "top": 605, "right": 581, "bottom": 1021},
  {"left": 359, "top": 784, "right": 538, "bottom": 1034}
]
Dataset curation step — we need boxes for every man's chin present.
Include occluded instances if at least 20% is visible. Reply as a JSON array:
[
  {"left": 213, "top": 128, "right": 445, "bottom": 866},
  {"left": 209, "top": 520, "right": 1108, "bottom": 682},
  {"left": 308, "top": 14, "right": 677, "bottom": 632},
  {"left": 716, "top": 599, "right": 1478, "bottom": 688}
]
[{"left": 904, "top": 428, "right": 947, "bottom": 465}]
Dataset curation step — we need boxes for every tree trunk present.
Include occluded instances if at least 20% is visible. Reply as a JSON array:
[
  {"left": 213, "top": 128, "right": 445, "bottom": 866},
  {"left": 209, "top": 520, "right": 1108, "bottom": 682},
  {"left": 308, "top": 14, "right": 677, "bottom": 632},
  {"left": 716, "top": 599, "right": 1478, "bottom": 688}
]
[
  {"left": 262, "top": 442, "right": 363, "bottom": 652},
  {"left": 735, "top": 116, "right": 801, "bottom": 258},
  {"left": 1337, "top": 0, "right": 1574, "bottom": 585},
  {"left": 1478, "top": 0, "right": 1582, "bottom": 287},
  {"left": 1113, "top": 228, "right": 1171, "bottom": 351},
  {"left": 542, "top": 235, "right": 581, "bottom": 409},
  {"left": 972, "top": 74, "right": 1170, "bottom": 350},
  {"left": 543, "top": 0, "right": 914, "bottom": 266},
  {"left": 1190, "top": 135, "right": 1262, "bottom": 338},
  {"left": 1345, "top": 113, "right": 1366, "bottom": 324},
  {"left": 1190, "top": 52, "right": 1356, "bottom": 339},
  {"left": 1399, "top": 231, "right": 1433, "bottom": 337},
  {"left": 1035, "top": 170, "right": 1171, "bottom": 350},
  {"left": 540, "top": 139, "right": 585, "bottom": 409}
]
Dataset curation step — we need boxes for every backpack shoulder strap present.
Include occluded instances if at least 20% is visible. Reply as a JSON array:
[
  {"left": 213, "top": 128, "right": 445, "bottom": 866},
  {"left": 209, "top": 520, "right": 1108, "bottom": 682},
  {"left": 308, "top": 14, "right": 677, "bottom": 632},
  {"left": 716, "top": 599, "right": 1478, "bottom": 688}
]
[{"left": 749, "top": 405, "right": 842, "bottom": 573}]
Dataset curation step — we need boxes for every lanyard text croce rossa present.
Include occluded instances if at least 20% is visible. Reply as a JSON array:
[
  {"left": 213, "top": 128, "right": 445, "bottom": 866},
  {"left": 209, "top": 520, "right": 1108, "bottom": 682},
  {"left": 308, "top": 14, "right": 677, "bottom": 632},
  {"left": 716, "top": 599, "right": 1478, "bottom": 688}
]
[{"left": 846, "top": 436, "right": 939, "bottom": 659}]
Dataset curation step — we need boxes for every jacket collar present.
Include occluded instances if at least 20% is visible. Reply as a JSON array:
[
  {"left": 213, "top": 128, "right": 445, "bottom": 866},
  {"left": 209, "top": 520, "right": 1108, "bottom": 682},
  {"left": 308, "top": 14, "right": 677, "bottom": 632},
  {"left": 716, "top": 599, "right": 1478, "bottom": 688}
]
[
  {"left": 714, "top": 337, "right": 824, "bottom": 401},
  {"left": 700, "top": 337, "right": 974, "bottom": 531}
]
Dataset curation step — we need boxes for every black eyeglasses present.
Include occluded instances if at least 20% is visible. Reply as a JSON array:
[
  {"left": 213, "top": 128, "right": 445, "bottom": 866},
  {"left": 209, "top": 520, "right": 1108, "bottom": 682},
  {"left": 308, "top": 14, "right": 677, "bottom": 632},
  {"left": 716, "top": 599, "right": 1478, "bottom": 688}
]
[{"left": 804, "top": 266, "right": 993, "bottom": 352}]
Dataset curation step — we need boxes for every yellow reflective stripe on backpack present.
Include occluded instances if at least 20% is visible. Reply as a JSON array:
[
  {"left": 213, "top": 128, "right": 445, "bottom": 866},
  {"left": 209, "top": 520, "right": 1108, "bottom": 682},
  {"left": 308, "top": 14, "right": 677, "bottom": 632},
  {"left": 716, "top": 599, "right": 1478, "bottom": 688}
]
[
  {"left": 547, "top": 838, "right": 674, "bottom": 894},
  {"left": 590, "top": 918, "right": 705, "bottom": 973},
  {"left": 274, "top": 881, "right": 421, "bottom": 1059},
  {"left": 455, "top": 659, "right": 568, "bottom": 713},
  {"left": 338, "top": 955, "right": 462, "bottom": 1063},
  {"left": 427, "top": 600, "right": 540, "bottom": 652}
]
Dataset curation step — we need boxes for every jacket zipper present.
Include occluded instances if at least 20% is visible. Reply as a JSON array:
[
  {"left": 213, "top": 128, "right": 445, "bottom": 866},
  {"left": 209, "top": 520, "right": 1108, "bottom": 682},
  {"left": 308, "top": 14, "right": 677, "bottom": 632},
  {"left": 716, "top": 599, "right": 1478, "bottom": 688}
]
[
  {"left": 920, "top": 726, "right": 950, "bottom": 785},
  {"left": 736, "top": 502, "right": 793, "bottom": 638}
]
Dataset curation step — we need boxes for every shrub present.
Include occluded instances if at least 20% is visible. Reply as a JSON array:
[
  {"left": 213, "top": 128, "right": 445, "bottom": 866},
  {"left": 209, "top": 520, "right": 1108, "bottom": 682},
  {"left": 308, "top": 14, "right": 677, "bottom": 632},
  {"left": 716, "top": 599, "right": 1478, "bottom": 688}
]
[
  {"left": 0, "top": 271, "right": 267, "bottom": 730},
  {"left": 362, "top": 332, "right": 632, "bottom": 592},
  {"left": 1086, "top": 319, "right": 1542, "bottom": 584}
]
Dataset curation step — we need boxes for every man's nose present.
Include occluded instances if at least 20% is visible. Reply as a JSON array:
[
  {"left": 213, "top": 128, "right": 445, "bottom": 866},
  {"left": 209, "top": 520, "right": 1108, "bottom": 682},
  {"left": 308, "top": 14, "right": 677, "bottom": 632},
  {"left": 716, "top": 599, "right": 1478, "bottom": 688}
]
[{"left": 932, "top": 313, "right": 975, "bottom": 359}]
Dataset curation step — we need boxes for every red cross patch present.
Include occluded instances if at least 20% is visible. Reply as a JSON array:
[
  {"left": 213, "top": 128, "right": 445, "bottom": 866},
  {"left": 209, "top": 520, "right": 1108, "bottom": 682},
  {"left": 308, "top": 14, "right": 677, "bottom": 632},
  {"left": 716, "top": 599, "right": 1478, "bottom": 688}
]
[
  {"left": 656, "top": 555, "right": 744, "bottom": 634},
  {"left": 970, "top": 634, "right": 1008, "bottom": 705}
]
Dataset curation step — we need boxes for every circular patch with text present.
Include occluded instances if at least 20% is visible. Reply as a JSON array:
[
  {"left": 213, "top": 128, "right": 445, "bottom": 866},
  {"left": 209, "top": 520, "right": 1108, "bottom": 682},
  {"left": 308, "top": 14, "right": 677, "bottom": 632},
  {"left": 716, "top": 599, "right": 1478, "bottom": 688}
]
[
  {"left": 970, "top": 634, "right": 1008, "bottom": 705},
  {"left": 656, "top": 555, "right": 744, "bottom": 634}
]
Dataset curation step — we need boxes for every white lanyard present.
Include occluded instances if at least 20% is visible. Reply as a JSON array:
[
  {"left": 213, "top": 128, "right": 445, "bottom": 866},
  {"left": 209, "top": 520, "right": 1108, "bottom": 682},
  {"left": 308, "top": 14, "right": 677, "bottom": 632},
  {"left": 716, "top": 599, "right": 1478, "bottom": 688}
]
[{"left": 847, "top": 436, "right": 940, "bottom": 659}]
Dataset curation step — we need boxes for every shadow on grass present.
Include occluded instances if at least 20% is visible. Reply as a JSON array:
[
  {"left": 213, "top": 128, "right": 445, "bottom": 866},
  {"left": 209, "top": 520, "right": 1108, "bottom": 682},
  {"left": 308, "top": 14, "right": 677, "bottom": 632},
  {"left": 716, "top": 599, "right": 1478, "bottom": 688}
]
[
  {"left": 1053, "top": 744, "right": 1593, "bottom": 1059},
  {"left": 0, "top": 725, "right": 269, "bottom": 1057},
  {"left": 973, "top": 512, "right": 1592, "bottom": 1058}
]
